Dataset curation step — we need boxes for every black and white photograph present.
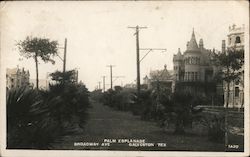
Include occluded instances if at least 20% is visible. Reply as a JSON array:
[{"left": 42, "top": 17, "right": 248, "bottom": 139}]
[{"left": 0, "top": 1, "right": 249, "bottom": 157}]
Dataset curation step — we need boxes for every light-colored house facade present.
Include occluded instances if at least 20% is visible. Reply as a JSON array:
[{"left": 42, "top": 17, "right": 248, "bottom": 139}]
[
  {"left": 172, "top": 29, "right": 223, "bottom": 105},
  {"left": 143, "top": 65, "right": 175, "bottom": 92},
  {"left": 173, "top": 29, "right": 219, "bottom": 84},
  {"left": 6, "top": 67, "right": 30, "bottom": 90},
  {"left": 223, "top": 24, "right": 245, "bottom": 108}
]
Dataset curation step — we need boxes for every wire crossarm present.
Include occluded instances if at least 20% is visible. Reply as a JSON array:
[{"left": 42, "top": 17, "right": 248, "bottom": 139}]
[
  {"left": 55, "top": 53, "right": 64, "bottom": 62},
  {"left": 139, "top": 48, "right": 167, "bottom": 62},
  {"left": 113, "top": 76, "right": 125, "bottom": 83}
]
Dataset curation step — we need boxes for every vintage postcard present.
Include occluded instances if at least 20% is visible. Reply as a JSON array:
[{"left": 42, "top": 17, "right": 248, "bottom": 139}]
[{"left": 0, "top": 1, "right": 249, "bottom": 157}]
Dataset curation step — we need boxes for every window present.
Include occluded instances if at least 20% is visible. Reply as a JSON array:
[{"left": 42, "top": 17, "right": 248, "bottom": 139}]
[
  {"left": 229, "top": 37, "right": 231, "bottom": 44},
  {"left": 190, "top": 72, "right": 193, "bottom": 81},
  {"left": 235, "top": 36, "right": 241, "bottom": 44},
  {"left": 235, "top": 80, "right": 240, "bottom": 85},
  {"left": 235, "top": 87, "right": 239, "bottom": 97},
  {"left": 194, "top": 72, "right": 197, "bottom": 81}
]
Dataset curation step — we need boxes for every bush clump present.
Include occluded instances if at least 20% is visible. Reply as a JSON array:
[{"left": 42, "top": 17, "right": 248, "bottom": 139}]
[{"left": 7, "top": 82, "right": 90, "bottom": 149}]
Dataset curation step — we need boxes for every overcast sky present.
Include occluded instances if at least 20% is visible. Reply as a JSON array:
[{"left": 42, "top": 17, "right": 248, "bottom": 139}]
[{"left": 1, "top": 1, "right": 248, "bottom": 91}]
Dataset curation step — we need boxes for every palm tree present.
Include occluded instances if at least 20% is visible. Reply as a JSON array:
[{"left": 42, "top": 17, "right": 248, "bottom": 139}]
[{"left": 17, "top": 36, "right": 58, "bottom": 89}]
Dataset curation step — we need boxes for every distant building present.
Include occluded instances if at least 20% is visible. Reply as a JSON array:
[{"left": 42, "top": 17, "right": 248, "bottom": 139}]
[
  {"left": 173, "top": 29, "right": 220, "bottom": 83},
  {"left": 143, "top": 65, "right": 175, "bottom": 92},
  {"left": 172, "top": 29, "right": 223, "bottom": 105},
  {"left": 223, "top": 24, "right": 245, "bottom": 108},
  {"left": 227, "top": 24, "right": 244, "bottom": 50},
  {"left": 72, "top": 69, "right": 79, "bottom": 83},
  {"left": 6, "top": 67, "right": 30, "bottom": 90},
  {"left": 124, "top": 83, "right": 136, "bottom": 89},
  {"left": 30, "top": 79, "right": 49, "bottom": 90}
]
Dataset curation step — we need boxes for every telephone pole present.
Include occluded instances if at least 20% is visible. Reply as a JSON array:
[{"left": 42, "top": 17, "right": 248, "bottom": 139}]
[
  {"left": 63, "top": 38, "right": 67, "bottom": 74},
  {"left": 128, "top": 26, "right": 166, "bottom": 96},
  {"left": 60, "top": 38, "right": 67, "bottom": 85},
  {"left": 107, "top": 65, "right": 115, "bottom": 90},
  {"left": 128, "top": 26, "right": 147, "bottom": 96},
  {"left": 98, "top": 81, "right": 101, "bottom": 90},
  {"left": 56, "top": 38, "right": 68, "bottom": 84},
  {"left": 102, "top": 76, "right": 106, "bottom": 92}
]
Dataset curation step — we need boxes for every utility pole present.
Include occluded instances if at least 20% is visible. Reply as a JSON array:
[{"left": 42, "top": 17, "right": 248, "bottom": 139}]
[
  {"left": 128, "top": 26, "right": 147, "bottom": 96},
  {"left": 128, "top": 26, "right": 166, "bottom": 97},
  {"left": 98, "top": 81, "right": 101, "bottom": 90},
  {"left": 107, "top": 65, "right": 115, "bottom": 90},
  {"left": 102, "top": 76, "right": 106, "bottom": 92},
  {"left": 62, "top": 38, "right": 67, "bottom": 84},
  {"left": 63, "top": 38, "right": 67, "bottom": 74}
]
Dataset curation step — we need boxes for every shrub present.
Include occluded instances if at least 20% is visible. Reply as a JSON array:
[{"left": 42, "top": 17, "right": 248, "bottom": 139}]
[
  {"left": 7, "top": 87, "right": 42, "bottom": 148},
  {"left": 7, "top": 82, "right": 90, "bottom": 149},
  {"left": 207, "top": 114, "right": 225, "bottom": 143}
]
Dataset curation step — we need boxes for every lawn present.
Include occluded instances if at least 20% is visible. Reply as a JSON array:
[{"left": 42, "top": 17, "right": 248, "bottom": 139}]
[{"left": 51, "top": 100, "right": 227, "bottom": 151}]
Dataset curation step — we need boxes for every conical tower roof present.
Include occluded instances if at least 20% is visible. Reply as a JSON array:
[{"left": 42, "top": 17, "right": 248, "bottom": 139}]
[
  {"left": 175, "top": 48, "right": 183, "bottom": 60},
  {"left": 186, "top": 29, "right": 199, "bottom": 51},
  {"left": 177, "top": 48, "right": 181, "bottom": 55}
]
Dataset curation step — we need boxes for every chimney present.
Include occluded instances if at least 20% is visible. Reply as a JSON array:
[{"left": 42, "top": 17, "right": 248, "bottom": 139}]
[
  {"left": 199, "top": 39, "right": 204, "bottom": 49},
  {"left": 186, "top": 41, "right": 189, "bottom": 49}
]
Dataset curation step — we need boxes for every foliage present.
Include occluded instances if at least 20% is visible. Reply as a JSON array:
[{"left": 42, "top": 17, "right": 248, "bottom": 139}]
[
  {"left": 215, "top": 48, "right": 244, "bottom": 83},
  {"left": 102, "top": 88, "right": 136, "bottom": 112},
  {"left": 207, "top": 114, "right": 225, "bottom": 143},
  {"left": 50, "top": 70, "right": 77, "bottom": 84},
  {"left": 90, "top": 89, "right": 103, "bottom": 101},
  {"left": 17, "top": 36, "right": 58, "bottom": 88},
  {"left": 215, "top": 48, "right": 244, "bottom": 146},
  {"left": 169, "top": 91, "right": 193, "bottom": 134},
  {"left": 17, "top": 36, "right": 58, "bottom": 62},
  {"left": 7, "top": 87, "right": 42, "bottom": 148},
  {"left": 96, "top": 85, "right": 223, "bottom": 139},
  {"left": 7, "top": 82, "right": 90, "bottom": 149},
  {"left": 150, "top": 87, "right": 204, "bottom": 134},
  {"left": 130, "top": 90, "right": 153, "bottom": 116}
]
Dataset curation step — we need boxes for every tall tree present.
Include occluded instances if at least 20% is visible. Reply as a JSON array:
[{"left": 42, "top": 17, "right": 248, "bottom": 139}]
[
  {"left": 216, "top": 48, "right": 244, "bottom": 148},
  {"left": 17, "top": 37, "right": 58, "bottom": 89}
]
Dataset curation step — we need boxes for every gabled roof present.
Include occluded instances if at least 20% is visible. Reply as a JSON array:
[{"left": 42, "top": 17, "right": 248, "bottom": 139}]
[
  {"left": 174, "top": 48, "right": 183, "bottom": 60},
  {"left": 143, "top": 75, "right": 149, "bottom": 80},
  {"left": 149, "top": 65, "right": 173, "bottom": 81}
]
